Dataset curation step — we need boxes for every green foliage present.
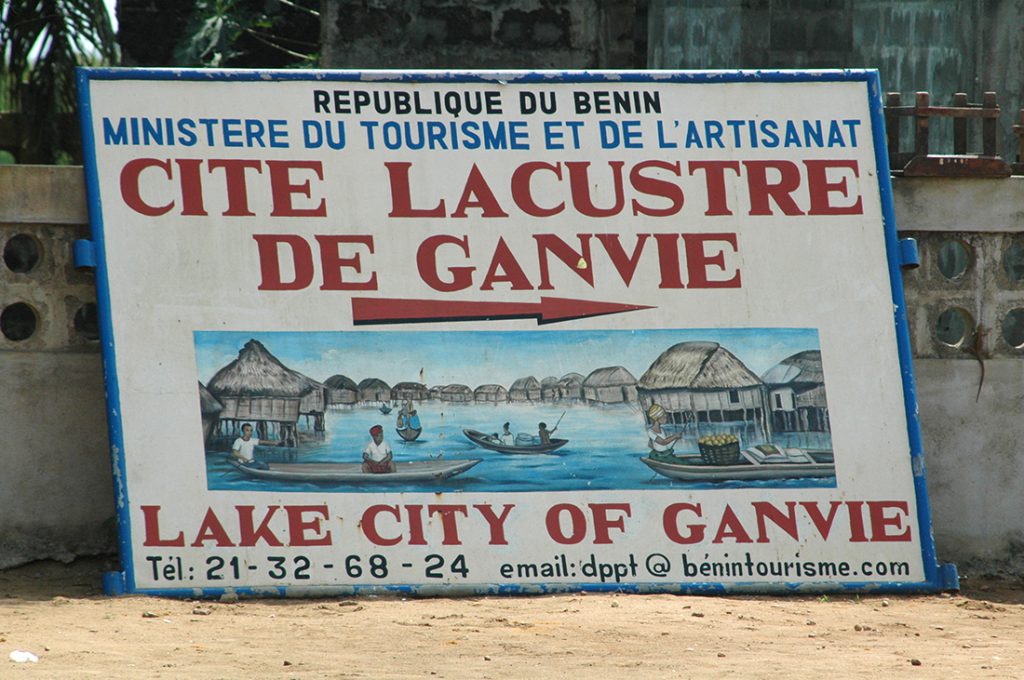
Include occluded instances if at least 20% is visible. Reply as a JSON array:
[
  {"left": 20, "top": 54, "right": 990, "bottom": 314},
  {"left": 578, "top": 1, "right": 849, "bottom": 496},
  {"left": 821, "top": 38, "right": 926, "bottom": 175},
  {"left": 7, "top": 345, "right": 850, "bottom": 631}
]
[
  {"left": 0, "top": 0, "right": 119, "bottom": 162},
  {"left": 176, "top": 0, "right": 319, "bottom": 68}
]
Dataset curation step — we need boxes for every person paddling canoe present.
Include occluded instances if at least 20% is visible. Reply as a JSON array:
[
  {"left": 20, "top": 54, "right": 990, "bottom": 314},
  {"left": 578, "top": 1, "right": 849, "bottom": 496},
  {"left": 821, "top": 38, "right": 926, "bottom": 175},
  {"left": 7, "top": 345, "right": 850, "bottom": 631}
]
[
  {"left": 538, "top": 412, "right": 565, "bottom": 445},
  {"left": 538, "top": 421, "right": 556, "bottom": 444},
  {"left": 396, "top": 401, "right": 421, "bottom": 432}
]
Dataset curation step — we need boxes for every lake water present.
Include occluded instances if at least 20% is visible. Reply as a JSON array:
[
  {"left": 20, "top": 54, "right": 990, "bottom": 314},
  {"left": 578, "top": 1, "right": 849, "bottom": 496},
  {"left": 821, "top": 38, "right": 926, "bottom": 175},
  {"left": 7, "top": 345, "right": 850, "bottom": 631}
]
[{"left": 206, "top": 402, "right": 834, "bottom": 494}]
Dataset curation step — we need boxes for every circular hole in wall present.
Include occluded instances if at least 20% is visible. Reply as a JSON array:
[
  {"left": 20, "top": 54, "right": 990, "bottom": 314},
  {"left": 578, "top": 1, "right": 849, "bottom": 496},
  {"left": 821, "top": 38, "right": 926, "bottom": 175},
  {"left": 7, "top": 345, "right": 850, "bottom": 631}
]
[
  {"left": 936, "top": 239, "right": 971, "bottom": 280},
  {"left": 1, "top": 302, "right": 38, "bottom": 341},
  {"left": 1003, "top": 242, "right": 1024, "bottom": 282},
  {"left": 74, "top": 303, "right": 100, "bottom": 341},
  {"left": 935, "top": 307, "right": 972, "bottom": 347},
  {"left": 3, "top": 233, "right": 42, "bottom": 273},
  {"left": 1001, "top": 308, "right": 1024, "bottom": 349}
]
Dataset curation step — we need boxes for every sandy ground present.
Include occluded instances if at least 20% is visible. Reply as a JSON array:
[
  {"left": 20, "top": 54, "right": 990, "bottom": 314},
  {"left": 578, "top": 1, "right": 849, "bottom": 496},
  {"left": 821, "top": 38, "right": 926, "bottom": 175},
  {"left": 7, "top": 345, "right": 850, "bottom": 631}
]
[{"left": 1, "top": 557, "right": 1022, "bottom": 679}]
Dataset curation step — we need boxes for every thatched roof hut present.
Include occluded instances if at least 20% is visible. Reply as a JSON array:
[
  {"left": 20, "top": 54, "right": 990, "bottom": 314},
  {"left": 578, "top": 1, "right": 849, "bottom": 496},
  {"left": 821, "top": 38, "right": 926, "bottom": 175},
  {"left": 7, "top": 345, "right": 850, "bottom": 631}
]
[
  {"left": 392, "top": 381, "right": 429, "bottom": 402},
  {"left": 762, "top": 350, "right": 829, "bottom": 432},
  {"left": 429, "top": 385, "right": 445, "bottom": 399},
  {"left": 540, "top": 376, "right": 559, "bottom": 401},
  {"left": 582, "top": 366, "right": 637, "bottom": 404},
  {"left": 639, "top": 342, "right": 761, "bottom": 391},
  {"left": 324, "top": 374, "right": 358, "bottom": 407},
  {"left": 762, "top": 350, "right": 824, "bottom": 387},
  {"left": 198, "top": 382, "right": 222, "bottom": 444},
  {"left": 358, "top": 377, "right": 391, "bottom": 403},
  {"left": 637, "top": 341, "right": 769, "bottom": 440},
  {"left": 199, "top": 381, "right": 222, "bottom": 415},
  {"left": 207, "top": 339, "right": 327, "bottom": 443},
  {"left": 474, "top": 384, "right": 508, "bottom": 403},
  {"left": 439, "top": 384, "right": 473, "bottom": 402},
  {"left": 509, "top": 376, "right": 541, "bottom": 401},
  {"left": 556, "top": 373, "right": 584, "bottom": 401}
]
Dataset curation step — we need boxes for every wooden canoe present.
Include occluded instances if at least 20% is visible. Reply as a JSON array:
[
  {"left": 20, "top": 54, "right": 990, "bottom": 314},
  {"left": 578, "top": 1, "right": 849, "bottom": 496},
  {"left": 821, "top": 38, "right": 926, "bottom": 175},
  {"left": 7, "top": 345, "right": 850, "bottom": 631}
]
[
  {"left": 640, "top": 453, "right": 834, "bottom": 482},
  {"left": 396, "top": 427, "right": 422, "bottom": 442},
  {"left": 462, "top": 428, "right": 568, "bottom": 454},
  {"left": 230, "top": 457, "right": 481, "bottom": 483}
]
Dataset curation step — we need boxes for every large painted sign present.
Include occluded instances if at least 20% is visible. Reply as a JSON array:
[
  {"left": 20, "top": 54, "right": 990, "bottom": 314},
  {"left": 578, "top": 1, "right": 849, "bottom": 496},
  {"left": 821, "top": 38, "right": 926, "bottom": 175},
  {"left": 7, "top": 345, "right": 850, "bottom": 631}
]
[{"left": 77, "top": 68, "right": 956, "bottom": 595}]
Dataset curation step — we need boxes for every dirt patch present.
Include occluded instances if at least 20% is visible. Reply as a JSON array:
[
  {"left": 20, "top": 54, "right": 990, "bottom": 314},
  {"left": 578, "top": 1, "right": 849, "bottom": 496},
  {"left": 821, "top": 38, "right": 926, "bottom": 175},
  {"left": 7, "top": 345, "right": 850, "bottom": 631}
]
[{"left": 1, "top": 558, "right": 1022, "bottom": 678}]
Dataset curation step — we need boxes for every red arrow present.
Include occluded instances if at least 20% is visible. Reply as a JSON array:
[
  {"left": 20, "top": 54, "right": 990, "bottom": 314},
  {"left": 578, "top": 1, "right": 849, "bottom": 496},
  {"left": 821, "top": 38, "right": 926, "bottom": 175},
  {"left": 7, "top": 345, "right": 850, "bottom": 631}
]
[{"left": 351, "top": 296, "right": 653, "bottom": 326}]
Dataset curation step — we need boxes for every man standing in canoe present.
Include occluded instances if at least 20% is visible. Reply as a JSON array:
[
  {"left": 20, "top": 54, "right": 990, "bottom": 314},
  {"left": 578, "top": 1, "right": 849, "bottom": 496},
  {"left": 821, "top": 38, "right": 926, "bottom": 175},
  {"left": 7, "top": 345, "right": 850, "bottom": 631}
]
[{"left": 363, "top": 424, "right": 395, "bottom": 473}]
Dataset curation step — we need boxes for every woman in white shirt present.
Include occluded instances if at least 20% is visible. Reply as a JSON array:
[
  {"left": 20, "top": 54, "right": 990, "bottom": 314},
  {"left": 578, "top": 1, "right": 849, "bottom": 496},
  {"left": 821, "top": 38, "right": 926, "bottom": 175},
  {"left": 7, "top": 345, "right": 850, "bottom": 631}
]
[{"left": 646, "top": 404, "right": 682, "bottom": 454}]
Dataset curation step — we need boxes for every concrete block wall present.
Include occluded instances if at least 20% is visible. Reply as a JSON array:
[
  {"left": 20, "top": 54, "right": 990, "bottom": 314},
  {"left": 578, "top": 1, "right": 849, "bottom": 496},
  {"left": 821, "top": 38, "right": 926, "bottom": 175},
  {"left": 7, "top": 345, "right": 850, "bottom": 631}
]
[
  {"left": 894, "top": 177, "right": 1024, "bottom": 574},
  {"left": 2, "top": 165, "right": 1023, "bottom": 575},
  {"left": 0, "top": 166, "right": 115, "bottom": 568}
]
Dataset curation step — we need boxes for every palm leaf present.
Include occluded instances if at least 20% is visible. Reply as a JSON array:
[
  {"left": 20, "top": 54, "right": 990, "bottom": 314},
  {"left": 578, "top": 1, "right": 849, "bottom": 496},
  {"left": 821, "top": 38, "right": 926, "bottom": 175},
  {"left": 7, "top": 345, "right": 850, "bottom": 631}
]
[{"left": 1, "top": 0, "right": 118, "bottom": 161}]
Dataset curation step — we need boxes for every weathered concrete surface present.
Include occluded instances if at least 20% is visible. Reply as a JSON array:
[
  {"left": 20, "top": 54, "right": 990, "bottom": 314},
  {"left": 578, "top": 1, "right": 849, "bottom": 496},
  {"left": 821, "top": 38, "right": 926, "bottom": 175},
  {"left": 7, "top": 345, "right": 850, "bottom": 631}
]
[
  {"left": 0, "top": 165, "right": 88, "bottom": 225},
  {"left": 0, "top": 352, "right": 114, "bottom": 568},
  {"left": 893, "top": 176, "right": 1024, "bottom": 232},
  {"left": 0, "top": 165, "right": 114, "bottom": 568},
  {"left": 915, "top": 358, "right": 1024, "bottom": 575},
  {"left": 894, "top": 176, "right": 1024, "bottom": 573}
]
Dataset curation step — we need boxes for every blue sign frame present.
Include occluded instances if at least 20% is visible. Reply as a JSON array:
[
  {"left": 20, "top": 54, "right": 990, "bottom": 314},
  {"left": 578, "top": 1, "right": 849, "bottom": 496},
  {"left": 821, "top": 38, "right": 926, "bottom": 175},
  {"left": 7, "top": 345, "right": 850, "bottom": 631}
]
[{"left": 77, "top": 67, "right": 957, "bottom": 596}]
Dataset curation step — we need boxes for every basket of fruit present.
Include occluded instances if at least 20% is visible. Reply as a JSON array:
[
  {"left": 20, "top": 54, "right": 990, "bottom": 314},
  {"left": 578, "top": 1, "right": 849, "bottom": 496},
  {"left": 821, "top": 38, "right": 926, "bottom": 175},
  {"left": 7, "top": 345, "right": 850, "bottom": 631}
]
[{"left": 697, "top": 434, "right": 740, "bottom": 465}]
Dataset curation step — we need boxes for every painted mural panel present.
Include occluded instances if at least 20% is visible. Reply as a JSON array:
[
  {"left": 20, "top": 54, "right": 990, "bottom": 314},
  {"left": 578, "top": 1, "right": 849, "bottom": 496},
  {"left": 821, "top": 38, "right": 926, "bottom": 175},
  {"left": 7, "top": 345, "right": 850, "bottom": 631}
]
[
  {"left": 77, "top": 68, "right": 951, "bottom": 595},
  {"left": 197, "top": 328, "right": 834, "bottom": 494}
]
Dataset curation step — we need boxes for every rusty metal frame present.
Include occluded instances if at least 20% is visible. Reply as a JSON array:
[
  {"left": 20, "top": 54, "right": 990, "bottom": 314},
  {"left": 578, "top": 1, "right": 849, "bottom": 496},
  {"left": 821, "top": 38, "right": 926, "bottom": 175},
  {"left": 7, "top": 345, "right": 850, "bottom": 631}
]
[{"left": 885, "top": 91, "right": 1011, "bottom": 178}]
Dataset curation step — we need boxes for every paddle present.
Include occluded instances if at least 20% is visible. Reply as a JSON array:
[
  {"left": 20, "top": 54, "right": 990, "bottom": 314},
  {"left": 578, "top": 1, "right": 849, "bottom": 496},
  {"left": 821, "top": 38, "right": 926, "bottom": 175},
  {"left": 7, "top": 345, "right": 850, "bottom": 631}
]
[{"left": 552, "top": 410, "right": 566, "bottom": 432}]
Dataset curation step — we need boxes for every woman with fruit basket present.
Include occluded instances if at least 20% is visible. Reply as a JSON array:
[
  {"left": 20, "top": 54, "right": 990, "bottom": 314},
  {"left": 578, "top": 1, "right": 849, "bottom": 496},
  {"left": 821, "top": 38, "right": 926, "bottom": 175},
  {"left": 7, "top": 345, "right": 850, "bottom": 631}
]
[{"left": 645, "top": 403, "right": 682, "bottom": 456}]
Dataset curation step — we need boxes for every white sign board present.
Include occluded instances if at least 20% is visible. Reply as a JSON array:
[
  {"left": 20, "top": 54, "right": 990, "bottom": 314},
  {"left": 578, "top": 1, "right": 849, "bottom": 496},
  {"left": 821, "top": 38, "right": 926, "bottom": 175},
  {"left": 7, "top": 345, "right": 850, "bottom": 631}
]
[{"left": 77, "top": 68, "right": 955, "bottom": 596}]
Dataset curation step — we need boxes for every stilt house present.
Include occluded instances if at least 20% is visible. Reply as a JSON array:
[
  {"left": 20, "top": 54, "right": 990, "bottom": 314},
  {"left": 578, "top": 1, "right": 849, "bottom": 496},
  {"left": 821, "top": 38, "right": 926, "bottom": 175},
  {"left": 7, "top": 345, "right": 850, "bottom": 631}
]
[
  {"left": 508, "top": 376, "right": 541, "bottom": 401},
  {"left": 540, "top": 376, "right": 560, "bottom": 401},
  {"left": 439, "top": 384, "right": 473, "bottom": 402},
  {"left": 761, "top": 350, "right": 830, "bottom": 432},
  {"left": 637, "top": 341, "right": 769, "bottom": 442},
  {"left": 392, "top": 381, "right": 429, "bottom": 402},
  {"left": 582, "top": 366, "right": 638, "bottom": 404},
  {"left": 207, "top": 339, "right": 327, "bottom": 447},
  {"left": 474, "top": 384, "right": 508, "bottom": 403},
  {"left": 358, "top": 378, "right": 391, "bottom": 404},
  {"left": 556, "top": 373, "right": 584, "bottom": 401},
  {"left": 324, "top": 374, "right": 358, "bottom": 408},
  {"left": 198, "top": 381, "right": 222, "bottom": 445}
]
